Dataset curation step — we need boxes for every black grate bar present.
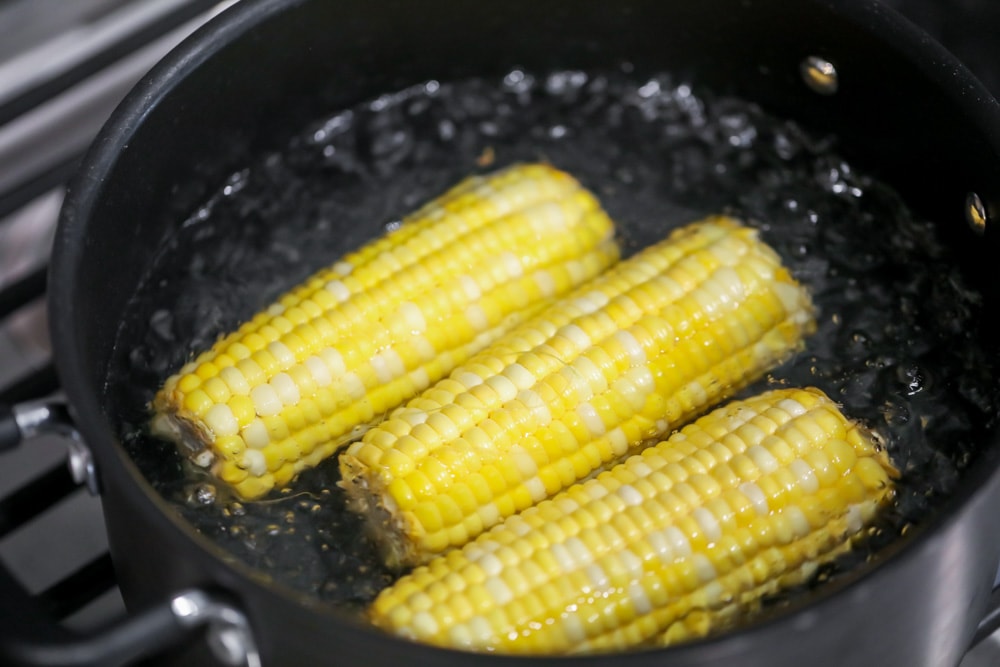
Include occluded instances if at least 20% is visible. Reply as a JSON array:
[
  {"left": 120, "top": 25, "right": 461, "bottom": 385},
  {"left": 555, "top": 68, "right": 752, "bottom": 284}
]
[
  {"left": 0, "top": 264, "right": 47, "bottom": 321},
  {"left": 35, "top": 552, "right": 116, "bottom": 621},
  {"left": 0, "top": 0, "right": 223, "bottom": 126},
  {"left": 0, "top": 363, "right": 59, "bottom": 404},
  {"left": 0, "top": 154, "right": 79, "bottom": 220},
  {"left": 0, "top": 462, "right": 77, "bottom": 540}
]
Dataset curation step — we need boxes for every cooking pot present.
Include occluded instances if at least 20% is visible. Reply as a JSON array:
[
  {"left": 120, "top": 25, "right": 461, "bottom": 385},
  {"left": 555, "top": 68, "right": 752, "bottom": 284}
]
[{"left": 2, "top": 0, "right": 1000, "bottom": 665}]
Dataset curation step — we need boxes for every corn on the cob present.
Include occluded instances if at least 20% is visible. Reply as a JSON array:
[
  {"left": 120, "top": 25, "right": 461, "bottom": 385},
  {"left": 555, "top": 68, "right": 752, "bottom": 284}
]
[
  {"left": 151, "top": 163, "right": 618, "bottom": 499},
  {"left": 369, "top": 387, "right": 896, "bottom": 653},
  {"left": 340, "top": 216, "right": 816, "bottom": 568}
]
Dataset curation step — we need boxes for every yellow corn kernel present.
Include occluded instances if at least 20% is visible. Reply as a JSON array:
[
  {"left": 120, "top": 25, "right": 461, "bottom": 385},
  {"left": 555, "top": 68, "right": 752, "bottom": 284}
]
[
  {"left": 369, "top": 387, "right": 896, "bottom": 654},
  {"left": 341, "top": 216, "right": 816, "bottom": 567},
  {"left": 151, "top": 164, "right": 619, "bottom": 498}
]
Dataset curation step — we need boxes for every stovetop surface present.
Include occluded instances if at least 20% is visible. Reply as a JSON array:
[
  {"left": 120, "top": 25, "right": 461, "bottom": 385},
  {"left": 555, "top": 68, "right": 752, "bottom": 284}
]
[{"left": 1, "top": 1, "right": 999, "bottom": 665}]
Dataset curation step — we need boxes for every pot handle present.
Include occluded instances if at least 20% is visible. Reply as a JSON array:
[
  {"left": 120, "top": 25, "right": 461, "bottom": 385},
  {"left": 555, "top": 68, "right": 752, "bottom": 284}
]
[
  {"left": 1, "top": 401, "right": 22, "bottom": 451},
  {"left": 0, "top": 401, "right": 261, "bottom": 666},
  {"left": 0, "top": 570, "right": 260, "bottom": 667},
  {"left": 0, "top": 400, "right": 100, "bottom": 494}
]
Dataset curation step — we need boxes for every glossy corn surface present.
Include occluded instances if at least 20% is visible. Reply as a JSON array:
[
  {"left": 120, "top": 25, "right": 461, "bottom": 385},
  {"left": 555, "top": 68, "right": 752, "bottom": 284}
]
[
  {"left": 340, "top": 216, "right": 816, "bottom": 567},
  {"left": 369, "top": 387, "right": 895, "bottom": 653},
  {"left": 151, "top": 164, "right": 618, "bottom": 499}
]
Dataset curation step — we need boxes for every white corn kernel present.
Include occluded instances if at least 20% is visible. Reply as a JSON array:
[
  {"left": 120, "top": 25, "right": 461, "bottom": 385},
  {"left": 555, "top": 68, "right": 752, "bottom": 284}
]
[
  {"left": 242, "top": 449, "right": 267, "bottom": 477},
  {"left": 219, "top": 366, "right": 251, "bottom": 396},
  {"left": 304, "top": 355, "right": 332, "bottom": 387},
  {"left": 250, "top": 384, "right": 282, "bottom": 417},
  {"left": 324, "top": 279, "right": 351, "bottom": 302},
  {"left": 790, "top": 458, "right": 820, "bottom": 494},
  {"left": 466, "top": 304, "right": 489, "bottom": 331},
  {"left": 267, "top": 341, "right": 295, "bottom": 369},
  {"left": 242, "top": 419, "right": 270, "bottom": 449},
  {"left": 205, "top": 404, "right": 238, "bottom": 437},
  {"left": 577, "top": 403, "right": 606, "bottom": 437},
  {"left": 270, "top": 372, "right": 300, "bottom": 406}
]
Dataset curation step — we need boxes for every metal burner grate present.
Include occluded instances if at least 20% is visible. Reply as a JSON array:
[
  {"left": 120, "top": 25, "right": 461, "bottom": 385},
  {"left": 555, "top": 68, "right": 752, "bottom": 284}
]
[{"left": 0, "top": 0, "right": 237, "bottom": 662}]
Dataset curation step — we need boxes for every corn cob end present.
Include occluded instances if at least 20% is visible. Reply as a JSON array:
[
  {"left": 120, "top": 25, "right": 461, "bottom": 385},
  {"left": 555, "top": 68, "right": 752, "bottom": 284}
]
[
  {"left": 150, "top": 402, "right": 214, "bottom": 467},
  {"left": 340, "top": 453, "right": 422, "bottom": 569}
]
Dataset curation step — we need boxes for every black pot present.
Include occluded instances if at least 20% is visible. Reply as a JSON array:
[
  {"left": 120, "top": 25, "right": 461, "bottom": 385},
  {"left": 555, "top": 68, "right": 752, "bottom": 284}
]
[{"left": 3, "top": 0, "right": 1000, "bottom": 665}]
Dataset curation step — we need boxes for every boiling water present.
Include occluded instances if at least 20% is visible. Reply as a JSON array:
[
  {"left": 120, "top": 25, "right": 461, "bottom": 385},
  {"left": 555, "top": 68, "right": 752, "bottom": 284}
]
[{"left": 112, "top": 69, "right": 998, "bottom": 619}]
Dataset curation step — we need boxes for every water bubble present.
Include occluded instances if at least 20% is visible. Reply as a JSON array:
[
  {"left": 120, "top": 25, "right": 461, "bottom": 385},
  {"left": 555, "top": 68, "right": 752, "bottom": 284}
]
[
  {"left": 719, "top": 113, "right": 757, "bottom": 148},
  {"left": 369, "top": 94, "right": 393, "bottom": 112},
  {"left": 309, "top": 111, "right": 354, "bottom": 143},
  {"left": 407, "top": 96, "right": 431, "bottom": 116},
  {"left": 773, "top": 131, "right": 799, "bottom": 160},
  {"left": 881, "top": 400, "right": 911, "bottom": 428},
  {"left": 615, "top": 167, "right": 635, "bottom": 184},
  {"left": 438, "top": 119, "right": 456, "bottom": 141},
  {"left": 149, "top": 309, "right": 174, "bottom": 342},
  {"left": 503, "top": 69, "right": 525, "bottom": 87},
  {"left": 545, "top": 70, "right": 587, "bottom": 95},
  {"left": 637, "top": 80, "right": 661, "bottom": 98},
  {"left": 865, "top": 355, "right": 892, "bottom": 370},
  {"left": 221, "top": 169, "right": 249, "bottom": 197},
  {"left": 371, "top": 129, "right": 413, "bottom": 161},
  {"left": 897, "top": 364, "right": 930, "bottom": 395},
  {"left": 585, "top": 75, "right": 609, "bottom": 95},
  {"left": 225, "top": 502, "right": 246, "bottom": 517},
  {"left": 182, "top": 205, "right": 213, "bottom": 228},
  {"left": 191, "top": 483, "right": 217, "bottom": 505},
  {"left": 844, "top": 330, "right": 871, "bottom": 357}
]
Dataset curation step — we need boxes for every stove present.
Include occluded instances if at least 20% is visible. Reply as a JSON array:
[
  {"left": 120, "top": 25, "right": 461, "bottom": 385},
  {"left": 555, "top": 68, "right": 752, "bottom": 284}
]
[{"left": 0, "top": 1, "right": 998, "bottom": 665}]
